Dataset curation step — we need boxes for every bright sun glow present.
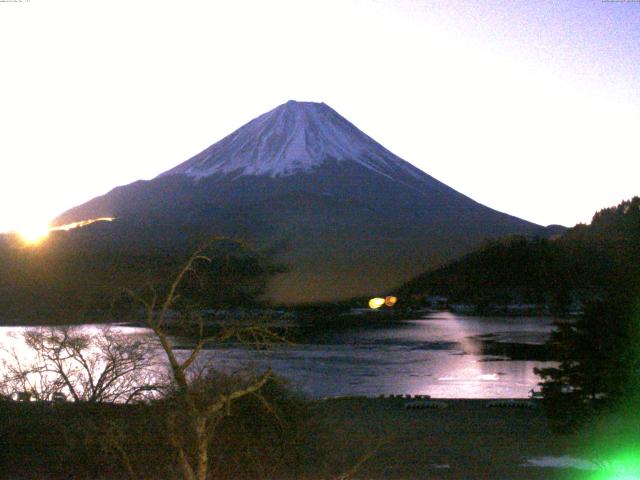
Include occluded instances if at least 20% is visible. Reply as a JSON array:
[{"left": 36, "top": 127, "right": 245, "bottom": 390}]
[
  {"left": 16, "top": 221, "right": 51, "bottom": 245},
  {"left": 11, "top": 217, "right": 115, "bottom": 246}
]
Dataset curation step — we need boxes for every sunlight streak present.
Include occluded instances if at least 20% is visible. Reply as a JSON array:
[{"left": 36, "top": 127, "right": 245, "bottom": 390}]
[{"left": 52, "top": 217, "right": 114, "bottom": 232}]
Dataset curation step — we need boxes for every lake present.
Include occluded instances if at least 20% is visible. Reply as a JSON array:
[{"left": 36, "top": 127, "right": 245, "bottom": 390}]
[{"left": 0, "top": 312, "right": 557, "bottom": 399}]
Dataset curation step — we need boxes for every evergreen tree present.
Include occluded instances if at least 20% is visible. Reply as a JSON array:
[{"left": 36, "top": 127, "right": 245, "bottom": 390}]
[{"left": 535, "top": 292, "right": 640, "bottom": 431}]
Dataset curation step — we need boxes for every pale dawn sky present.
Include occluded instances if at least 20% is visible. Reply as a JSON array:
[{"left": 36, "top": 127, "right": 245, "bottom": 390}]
[{"left": 1, "top": 0, "right": 638, "bottom": 235}]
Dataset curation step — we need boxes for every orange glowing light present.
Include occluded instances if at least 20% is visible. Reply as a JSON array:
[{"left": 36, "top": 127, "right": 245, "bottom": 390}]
[
  {"left": 385, "top": 296, "right": 398, "bottom": 307},
  {"left": 369, "top": 297, "right": 385, "bottom": 309}
]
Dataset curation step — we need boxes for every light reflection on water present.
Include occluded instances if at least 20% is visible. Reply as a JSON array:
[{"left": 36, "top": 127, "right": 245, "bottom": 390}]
[
  {"left": 189, "top": 311, "right": 557, "bottom": 399},
  {"left": 0, "top": 312, "right": 557, "bottom": 399}
]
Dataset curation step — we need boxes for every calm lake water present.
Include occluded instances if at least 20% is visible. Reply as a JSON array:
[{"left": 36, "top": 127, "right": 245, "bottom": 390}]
[{"left": 0, "top": 312, "right": 557, "bottom": 399}]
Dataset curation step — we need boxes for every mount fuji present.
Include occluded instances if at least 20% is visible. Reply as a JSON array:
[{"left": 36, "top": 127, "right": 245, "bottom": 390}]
[{"left": 56, "top": 101, "right": 556, "bottom": 303}]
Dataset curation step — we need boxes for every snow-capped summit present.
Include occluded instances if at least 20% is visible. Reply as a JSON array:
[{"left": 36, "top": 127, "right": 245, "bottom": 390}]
[{"left": 159, "top": 100, "right": 420, "bottom": 180}]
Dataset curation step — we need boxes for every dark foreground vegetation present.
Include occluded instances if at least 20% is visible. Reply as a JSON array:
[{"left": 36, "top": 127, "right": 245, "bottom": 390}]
[
  {"left": 535, "top": 290, "right": 640, "bottom": 432},
  {"left": 0, "top": 379, "right": 316, "bottom": 480},
  {"left": 0, "top": 395, "right": 577, "bottom": 480}
]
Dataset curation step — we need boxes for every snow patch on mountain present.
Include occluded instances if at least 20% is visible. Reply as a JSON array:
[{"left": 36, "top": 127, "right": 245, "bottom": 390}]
[{"left": 159, "top": 100, "right": 424, "bottom": 181}]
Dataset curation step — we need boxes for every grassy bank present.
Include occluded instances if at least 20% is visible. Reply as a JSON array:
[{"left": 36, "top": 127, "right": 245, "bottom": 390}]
[{"left": 308, "top": 397, "right": 580, "bottom": 479}]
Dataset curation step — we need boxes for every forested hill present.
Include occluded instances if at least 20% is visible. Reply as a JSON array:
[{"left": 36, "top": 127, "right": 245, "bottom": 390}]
[{"left": 399, "top": 197, "right": 640, "bottom": 313}]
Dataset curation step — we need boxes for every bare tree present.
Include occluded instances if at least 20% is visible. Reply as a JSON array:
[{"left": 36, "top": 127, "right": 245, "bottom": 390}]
[
  {"left": 127, "top": 248, "right": 283, "bottom": 480},
  {"left": 0, "top": 326, "right": 164, "bottom": 403}
]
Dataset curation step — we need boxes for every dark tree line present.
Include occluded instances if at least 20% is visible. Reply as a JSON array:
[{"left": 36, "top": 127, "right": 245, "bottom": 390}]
[
  {"left": 535, "top": 292, "right": 640, "bottom": 431},
  {"left": 0, "top": 229, "right": 281, "bottom": 323}
]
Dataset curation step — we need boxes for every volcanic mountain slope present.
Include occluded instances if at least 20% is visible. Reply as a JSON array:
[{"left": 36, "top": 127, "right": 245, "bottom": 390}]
[{"left": 56, "top": 101, "right": 555, "bottom": 303}]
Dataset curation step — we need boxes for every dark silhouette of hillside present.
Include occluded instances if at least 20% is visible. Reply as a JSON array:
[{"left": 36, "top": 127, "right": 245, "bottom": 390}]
[
  {"left": 400, "top": 197, "right": 640, "bottom": 314},
  {"left": 0, "top": 231, "right": 278, "bottom": 323}
]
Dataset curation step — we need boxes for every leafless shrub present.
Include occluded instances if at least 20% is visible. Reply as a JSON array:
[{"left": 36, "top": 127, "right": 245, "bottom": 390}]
[{"left": 0, "top": 326, "right": 165, "bottom": 403}]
